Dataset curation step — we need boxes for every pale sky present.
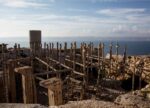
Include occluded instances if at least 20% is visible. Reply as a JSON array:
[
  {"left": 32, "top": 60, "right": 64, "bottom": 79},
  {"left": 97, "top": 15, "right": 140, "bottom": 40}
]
[{"left": 0, "top": 0, "right": 150, "bottom": 37}]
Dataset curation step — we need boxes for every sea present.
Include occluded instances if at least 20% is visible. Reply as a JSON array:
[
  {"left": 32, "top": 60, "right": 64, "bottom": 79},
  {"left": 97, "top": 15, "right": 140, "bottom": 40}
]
[{"left": 0, "top": 37, "right": 150, "bottom": 56}]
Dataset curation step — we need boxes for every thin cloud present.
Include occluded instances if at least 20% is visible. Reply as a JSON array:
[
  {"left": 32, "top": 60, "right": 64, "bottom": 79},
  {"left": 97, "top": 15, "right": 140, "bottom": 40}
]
[
  {"left": 91, "top": 0, "right": 118, "bottom": 2},
  {"left": 67, "top": 8, "right": 88, "bottom": 12},
  {"left": 0, "top": 0, "right": 149, "bottom": 37},
  {"left": 96, "top": 8, "right": 146, "bottom": 16},
  {"left": 96, "top": 8, "right": 150, "bottom": 24},
  {"left": 0, "top": 0, "right": 48, "bottom": 8},
  {"left": 90, "top": 0, "right": 150, "bottom": 2},
  {"left": 1, "top": 12, "right": 150, "bottom": 37}
]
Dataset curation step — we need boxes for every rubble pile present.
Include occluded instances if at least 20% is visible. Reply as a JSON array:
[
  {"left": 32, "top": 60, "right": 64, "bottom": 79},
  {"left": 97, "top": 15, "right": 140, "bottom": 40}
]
[
  {"left": 60, "top": 84, "right": 150, "bottom": 108},
  {"left": 115, "top": 91, "right": 150, "bottom": 108},
  {"left": 59, "top": 90, "right": 150, "bottom": 108}
]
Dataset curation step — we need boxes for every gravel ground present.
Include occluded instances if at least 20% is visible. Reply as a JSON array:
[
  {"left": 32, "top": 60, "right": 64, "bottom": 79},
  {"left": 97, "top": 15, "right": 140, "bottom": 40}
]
[
  {"left": 1, "top": 91, "right": 150, "bottom": 108},
  {"left": 59, "top": 91, "right": 150, "bottom": 108},
  {"left": 0, "top": 104, "right": 47, "bottom": 108}
]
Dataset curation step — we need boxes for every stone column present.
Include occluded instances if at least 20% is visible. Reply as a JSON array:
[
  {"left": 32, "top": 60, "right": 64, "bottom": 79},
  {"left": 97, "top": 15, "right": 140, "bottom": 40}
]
[
  {"left": 29, "top": 30, "right": 41, "bottom": 57},
  {"left": 40, "top": 77, "right": 62, "bottom": 106},
  {"left": 7, "top": 60, "right": 16, "bottom": 102},
  {"left": 15, "top": 66, "right": 37, "bottom": 104}
]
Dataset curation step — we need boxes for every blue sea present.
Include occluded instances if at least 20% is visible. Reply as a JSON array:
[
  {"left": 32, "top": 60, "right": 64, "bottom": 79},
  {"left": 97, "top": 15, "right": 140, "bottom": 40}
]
[{"left": 0, "top": 37, "right": 150, "bottom": 56}]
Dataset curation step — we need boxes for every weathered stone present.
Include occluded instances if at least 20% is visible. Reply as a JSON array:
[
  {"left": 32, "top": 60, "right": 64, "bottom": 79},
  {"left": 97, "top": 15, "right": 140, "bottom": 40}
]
[{"left": 0, "top": 104, "right": 47, "bottom": 108}]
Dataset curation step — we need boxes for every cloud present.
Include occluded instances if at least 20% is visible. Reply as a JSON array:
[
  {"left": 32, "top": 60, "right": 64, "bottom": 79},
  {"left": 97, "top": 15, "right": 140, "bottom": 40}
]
[
  {"left": 96, "top": 8, "right": 145, "bottom": 16},
  {"left": 91, "top": 0, "right": 118, "bottom": 2},
  {"left": 90, "top": 0, "right": 149, "bottom": 2},
  {"left": 112, "top": 25, "right": 137, "bottom": 33},
  {"left": 96, "top": 8, "right": 150, "bottom": 24},
  {"left": 0, "top": 0, "right": 149, "bottom": 37},
  {"left": 96, "top": 8, "right": 150, "bottom": 36},
  {"left": 49, "top": 0, "right": 56, "bottom": 2},
  {"left": 0, "top": 14, "right": 115, "bottom": 37},
  {"left": 67, "top": 8, "right": 88, "bottom": 12},
  {"left": 1, "top": 12, "right": 150, "bottom": 37},
  {"left": 111, "top": 24, "right": 150, "bottom": 37},
  {"left": 0, "top": 0, "right": 48, "bottom": 8}
]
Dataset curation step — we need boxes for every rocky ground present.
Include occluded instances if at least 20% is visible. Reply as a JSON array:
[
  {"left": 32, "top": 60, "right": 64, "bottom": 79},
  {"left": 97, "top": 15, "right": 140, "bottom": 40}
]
[
  {"left": 59, "top": 90, "right": 150, "bottom": 108},
  {"left": 0, "top": 104, "right": 47, "bottom": 108},
  {"left": 1, "top": 90, "right": 150, "bottom": 108}
]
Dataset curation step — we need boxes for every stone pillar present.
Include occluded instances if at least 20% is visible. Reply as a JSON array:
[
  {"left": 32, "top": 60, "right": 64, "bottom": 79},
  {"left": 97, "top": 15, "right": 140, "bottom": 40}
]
[
  {"left": 0, "top": 71, "right": 6, "bottom": 102},
  {"left": 15, "top": 66, "right": 37, "bottom": 104},
  {"left": 29, "top": 30, "right": 41, "bottom": 56},
  {"left": 7, "top": 60, "right": 16, "bottom": 102},
  {"left": 40, "top": 77, "right": 62, "bottom": 106}
]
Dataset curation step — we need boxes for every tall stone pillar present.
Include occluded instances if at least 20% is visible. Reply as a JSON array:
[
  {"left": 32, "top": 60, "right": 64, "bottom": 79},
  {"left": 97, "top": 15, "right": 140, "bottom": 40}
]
[
  {"left": 15, "top": 66, "right": 37, "bottom": 104},
  {"left": 29, "top": 30, "right": 41, "bottom": 56}
]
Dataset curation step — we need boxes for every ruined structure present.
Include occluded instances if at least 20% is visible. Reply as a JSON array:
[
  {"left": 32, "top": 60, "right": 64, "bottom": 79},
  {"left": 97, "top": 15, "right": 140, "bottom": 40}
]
[
  {"left": 0, "top": 30, "right": 150, "bottom": 107},
  {"left": 40, "top": 77, "right": 62, "bottom": 106}
]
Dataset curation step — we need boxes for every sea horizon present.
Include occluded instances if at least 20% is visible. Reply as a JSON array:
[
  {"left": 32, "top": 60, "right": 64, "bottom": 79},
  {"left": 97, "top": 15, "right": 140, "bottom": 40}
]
[{"left": 0, "top": 36, "right": 150, "bottom": 56}]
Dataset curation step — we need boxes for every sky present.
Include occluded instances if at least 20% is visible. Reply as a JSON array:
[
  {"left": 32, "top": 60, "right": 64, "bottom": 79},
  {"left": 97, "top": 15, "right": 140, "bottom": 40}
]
[{"left": 0, "top": 0, "right": 150, "bottom": 38}]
